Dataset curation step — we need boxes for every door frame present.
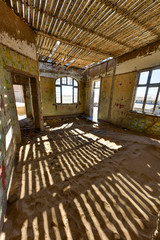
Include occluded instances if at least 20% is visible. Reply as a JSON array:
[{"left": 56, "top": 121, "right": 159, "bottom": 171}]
[{"left": 6, "top": 67, "right": 43, "bottom": 143}]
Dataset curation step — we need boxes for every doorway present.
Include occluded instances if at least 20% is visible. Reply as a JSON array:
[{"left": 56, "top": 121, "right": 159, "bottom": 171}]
[
  {"left": 11, "top": 72, "right": 43, "bottom": 137},
  {"left": 92, "top": 80, "right": 100, "bottom": 122},
  {"left": 13, "top": 84, "right": 27, "bottom": 120}
]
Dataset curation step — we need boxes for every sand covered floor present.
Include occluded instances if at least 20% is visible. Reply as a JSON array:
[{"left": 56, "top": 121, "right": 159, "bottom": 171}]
[{"left": 1, "top": 118, "right": 160, "bottom": 240}]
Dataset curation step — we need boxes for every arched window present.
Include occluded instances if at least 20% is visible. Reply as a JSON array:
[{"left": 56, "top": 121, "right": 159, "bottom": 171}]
[{"left": 55, "top": 77, "right": 78, "bottom": 104}]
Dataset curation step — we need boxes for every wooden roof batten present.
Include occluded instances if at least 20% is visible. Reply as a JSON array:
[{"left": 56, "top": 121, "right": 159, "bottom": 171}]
[
  {"left": 38, "top": 48, "right": 98, "bottom": 63},
  {"left": 101, "top": 0, "right": 160, "bottom": 38},
  {"left": 37, "top": 31, "right": 113, "bottom": 57},
  {"left": 3, "top": 0, "right": 160, "bottom": 68},
  {"left": 27, "top": 5, "right": 133, "bottom": 51}
]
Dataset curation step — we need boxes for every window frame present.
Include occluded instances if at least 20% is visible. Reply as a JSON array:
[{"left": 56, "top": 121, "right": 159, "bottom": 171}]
[
  {"left": 55, "top": 77, "right": 79, "bottom": 105},
  {"left": 131, "top": 67, "right": 160, "bottom": 117}
]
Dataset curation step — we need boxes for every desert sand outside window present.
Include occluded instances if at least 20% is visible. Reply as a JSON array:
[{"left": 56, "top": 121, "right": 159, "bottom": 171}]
[
  {"left": 55, "top": 77, "right": 78, "bottom": 104},
  {"left": 132, "top": 69, "right": 160, "bottom": 116}
]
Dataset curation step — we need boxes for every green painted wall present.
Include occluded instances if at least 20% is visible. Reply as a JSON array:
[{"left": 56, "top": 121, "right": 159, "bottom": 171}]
[
  {"left": 40, "top": 77, "right": 85, "bottom": 116},
  {"left": 0, "top": 43, "right": 38, "bottom": 230}
]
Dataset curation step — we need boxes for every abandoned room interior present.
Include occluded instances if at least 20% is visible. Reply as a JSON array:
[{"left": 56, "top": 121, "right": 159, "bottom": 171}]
[{"left": 0, "top": 0, "right": 160, "bottom": 239}]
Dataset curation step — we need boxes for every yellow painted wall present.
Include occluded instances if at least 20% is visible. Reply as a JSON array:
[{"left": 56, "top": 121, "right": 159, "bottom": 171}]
[
  {"left": 98, "top": 72, "right": 160, "bottom": 136},
  {"left": 99, "top": 76, "right": 112, "bottom": 121},
  {"left": 0, "top": 43, "right": 38, "bottom": 231},
  {"left": 85, "top": 64, "right": 160, "bottom": 136},
  {"left": 110, "top": 72, "right": 136, "bottom": 124},
  {"left": 0, "top": 2, "right": 39, "bottom": 232},
  {"left": 110, "top": 72, "right": 160, "bottom": 136},
  {"left": 40, "top": 77, "right": 85, "bottom": 116},
  {"left": 84, "top": 80, "right": 92, "bottom": 116}
]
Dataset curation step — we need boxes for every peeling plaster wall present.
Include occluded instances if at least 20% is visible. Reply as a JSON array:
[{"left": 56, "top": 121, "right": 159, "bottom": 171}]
[
  {"left": 84, "top": 80, "right": 93, "bottom": 116},
  {"left": 0, "top": 43, "right": 38, "bottom": 232},
  {"left": 0, "top": 5, "right": 41, "bottom": 231},
  {"left": 109, "top": 71, "right": 160, "bottom": 136},
  {"left": 0, "top": 6, "right": 39, "bottom": 229},
  {"left": 39, "top": 62, "right": 85, "bottom": 117},
  {"left": 0, "top": 3, "right": 39, "bottom": 230},
  {"left": 116, "top": 40, "right": 160, "bottom": 75},
  {"left": 39, "top": 62, "right": 83, "bottom": 78},
  {"left": 85, "top": 41, "right": 160, "bottom": 136},
  {"left": 0, "top": 1, "right": 37, "bottom": 60},
  {"left": 40, "top": 77, "right": 85, "bottom": 117},
  {"left": 110, "top": 41, "right": 160, "bottom": 136},
  {"left": 98, "top": 76, "right": 112, "bottom": 121},
  {"left": 84, "top": 59, "right": 115, "bottom": 118}
]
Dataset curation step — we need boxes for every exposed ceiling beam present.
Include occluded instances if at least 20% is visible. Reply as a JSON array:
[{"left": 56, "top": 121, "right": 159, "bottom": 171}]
[
  {"left": 38, "top": 47, "right": 99, "bottom": 62},
  {"left": 30, "top": 6, "right": 133, "bottom": 50},
  {"left": 81, "top": 63, "right": 96, "bottom": 73},
  {"left": 36, "top": 31, "right": 113, "bottom": 57},
  {"left": 101, "top": 0, "right": 159, "bottom": 37}
]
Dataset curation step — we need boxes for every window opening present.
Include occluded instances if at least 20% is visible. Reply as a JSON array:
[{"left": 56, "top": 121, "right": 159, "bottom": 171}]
[
  {"left": 132, "top": 69, "right": 160, "bottom": 116},
  {"left": 55, "top": 77, "right": 78, "bottom": 104}
]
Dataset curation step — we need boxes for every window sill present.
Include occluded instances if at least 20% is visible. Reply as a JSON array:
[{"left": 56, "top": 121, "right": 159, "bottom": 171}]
[
  {"left": 130, "top": 110, "right": 160, "bottom": 118},
  {"left": 53, "top": 103, "right": 80, "bottom": 106}
]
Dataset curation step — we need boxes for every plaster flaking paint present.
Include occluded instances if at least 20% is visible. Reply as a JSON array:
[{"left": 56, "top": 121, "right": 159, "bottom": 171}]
[
  {"left": 0, "top": 32, "right": 37, "bottom": 61},
  {"left": 116, "top": 47, "right": 160, "bottom": 75},
  {"left": 0, "top": 43, "right": 38, "bottom": 231}
]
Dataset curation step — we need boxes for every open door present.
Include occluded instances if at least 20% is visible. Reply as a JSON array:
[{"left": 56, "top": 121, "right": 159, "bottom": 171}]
[{"left": 92, "top": 80, "right": 100, "bottom": 122}]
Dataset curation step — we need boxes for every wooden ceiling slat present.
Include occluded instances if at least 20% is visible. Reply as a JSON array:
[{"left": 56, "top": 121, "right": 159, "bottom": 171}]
[
  {"left": 12, "top": 0, "right": 17, "bottom": 13},
  {"left": 3, "top": 0, "right": 160, "bottom": 68},
  {"left": 33, "top": 0, "right": 38, "bottom": 28},
  {"left": 58, "top": 14, "right": 132, "bottom": 49},
  {"left": 48, "top": 0, "right": 63, "bottom": 33},
  {"left": 42, "top": 0, "right": 53, "bottom": 31},
  {"left": 101, "top": 0, "right": 159, "bottom": 37},
  {"left": 40, "top": 0, "right": 50, "bottom": 30},
  {"left": 29, "top": 0, "right": 33, "bottom": 23},
  {"left": 37, "top": 31, "right": 112, "bottom": 57},
  {"left": 64, "top": 0, "right": 81, "bottom": 21},
  {"left": 16, "top": 1, "right": 133, "bottom": 50},
  {"left": 5, "top": 0, "right": 11, "bottom": 7}
]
